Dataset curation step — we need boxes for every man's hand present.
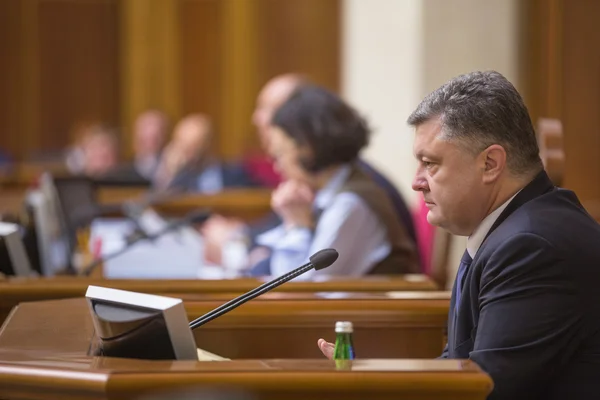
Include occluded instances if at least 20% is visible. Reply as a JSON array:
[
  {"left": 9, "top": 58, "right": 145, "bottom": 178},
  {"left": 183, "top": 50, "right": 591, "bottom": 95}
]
[
  {"left": 317, "top": 338, "right": 334, "bottom": 360},
  {"left": 271, "top": 180, "right": 315, "bottom": 230}
]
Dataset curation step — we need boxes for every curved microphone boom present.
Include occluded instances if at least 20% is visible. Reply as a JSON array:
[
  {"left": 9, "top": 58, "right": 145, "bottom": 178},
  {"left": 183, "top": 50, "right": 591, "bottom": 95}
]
[
  {"left": 80, "top": 209, "right": 211, "bottom": 277},
  {"left": 188, "top": 248, "right": 339, "bottom": 330}
]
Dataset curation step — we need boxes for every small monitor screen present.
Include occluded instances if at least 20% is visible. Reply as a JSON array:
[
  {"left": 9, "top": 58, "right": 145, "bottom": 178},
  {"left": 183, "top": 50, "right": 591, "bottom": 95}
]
[
  {"left": 0, "top": 222, "right": 34, "bottom": 277},
  {"left": 52, "top": 175, "right": 98, "bottom": 232},
  {"left": 85, "top": 286, "right": 198, "bottom": 360}
]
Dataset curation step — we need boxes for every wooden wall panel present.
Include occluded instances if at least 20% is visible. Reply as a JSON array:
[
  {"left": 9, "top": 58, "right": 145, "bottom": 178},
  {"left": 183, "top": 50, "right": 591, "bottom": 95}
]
[
  {"left": 2, "top": 0, "right": 340, "bottom": 163},
  {"left": 0, "top": 1, "right": 16, "bottom": 158},
  {"left": 524, "top": 0, "right": 600, "bottom": 217},
  {"left": 562, "top": 0, "right": 600, "bottom": 208},
  {"left": 520, "top": 0, "right": 563, "bottom": 124},
  {"left": 119, "top": 0, "right": 181, "bottom": 158},
  {"left": 0, "top": 0, "right": 37, "bottom": 162},
  {"left": 178, "top": 0, "right": 341, "bottom": 159},
  {"left": 38, "top": 0, "right": 119, "bottom": 152},
  {"left": 256, "top": 0, "right": 341, "bottom": 92},
  {"left": 179, "top": 0, "right": 222, "bottom": 137}
]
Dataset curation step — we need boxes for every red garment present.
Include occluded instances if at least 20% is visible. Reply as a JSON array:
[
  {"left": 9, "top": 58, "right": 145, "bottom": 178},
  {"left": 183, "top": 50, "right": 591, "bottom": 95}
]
[
  {"left": 243, "top": 154, "right": 281, "bottom": 188},
  {"left": 413, "top": 194, "right": 436, "bottom": 275}
]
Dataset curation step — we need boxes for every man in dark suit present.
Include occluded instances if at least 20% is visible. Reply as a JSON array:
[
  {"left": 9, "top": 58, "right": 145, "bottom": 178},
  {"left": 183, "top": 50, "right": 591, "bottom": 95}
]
[
  {"left": 318, "top": 70, "right": 600, "bottom": 399},
  {"left": 103, "top": 109, "right": 169, "bottom": 186},
  {"left": 153, "top": 113, "right": 256, "bottom": 193}
]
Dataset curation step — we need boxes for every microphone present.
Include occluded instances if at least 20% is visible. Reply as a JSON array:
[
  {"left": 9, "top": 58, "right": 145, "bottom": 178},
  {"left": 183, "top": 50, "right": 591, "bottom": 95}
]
[
  {"left": 80, "top": 209, "right": 211, "bottom": 277},
  {"left": 188, "top": 248, "right": 339, "bottom": 330}
]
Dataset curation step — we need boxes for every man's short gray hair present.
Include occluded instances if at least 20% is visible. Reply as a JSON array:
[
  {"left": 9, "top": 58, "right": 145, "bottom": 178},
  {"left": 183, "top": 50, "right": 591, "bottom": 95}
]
[{"left": 407, "top": 70, "right": 543, "bottom": 175}]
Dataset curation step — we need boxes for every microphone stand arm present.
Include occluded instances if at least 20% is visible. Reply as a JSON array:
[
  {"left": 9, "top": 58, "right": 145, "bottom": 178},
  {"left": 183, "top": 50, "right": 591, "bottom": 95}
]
[{"left": 189, "top": 261, "right": 314, "bottom": 330}]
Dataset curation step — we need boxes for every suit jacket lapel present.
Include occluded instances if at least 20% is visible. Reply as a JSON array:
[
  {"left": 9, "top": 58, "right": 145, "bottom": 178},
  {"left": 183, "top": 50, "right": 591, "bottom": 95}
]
[{"left": 483, "top": 170, "right": 555, "bottom": 243}]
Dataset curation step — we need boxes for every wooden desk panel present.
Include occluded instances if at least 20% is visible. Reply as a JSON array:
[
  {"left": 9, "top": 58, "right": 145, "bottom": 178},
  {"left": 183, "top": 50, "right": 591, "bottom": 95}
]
[
  {"left": 0, "top": 298, "right": 492, "bottom": 400},
  {"left": 1, "top": 292, "right": 450, "bottom": 359},
  {"left": 183, "top": 292, "right": 450, "bottom": 359},
  {"left": 0, "top": 185, "right": 272, "bottom": 221},
  {"left": 0, "top": 275, "right": 438, "bottom": 323},
  {"left": 97, "top": 188, "right": 273, "bottom": 220}
]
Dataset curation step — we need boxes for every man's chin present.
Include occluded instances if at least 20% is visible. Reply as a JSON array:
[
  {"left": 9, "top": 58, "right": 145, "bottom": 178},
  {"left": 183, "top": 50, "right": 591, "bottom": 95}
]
[{"left": 426, "top": 211, "right": 443, "bottom": 228}]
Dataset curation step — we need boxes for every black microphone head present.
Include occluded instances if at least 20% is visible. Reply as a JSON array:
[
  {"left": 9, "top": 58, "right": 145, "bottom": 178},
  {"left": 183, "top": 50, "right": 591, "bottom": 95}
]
[{"left": 309, "top": 248, "right": 339, "bottom": 270}]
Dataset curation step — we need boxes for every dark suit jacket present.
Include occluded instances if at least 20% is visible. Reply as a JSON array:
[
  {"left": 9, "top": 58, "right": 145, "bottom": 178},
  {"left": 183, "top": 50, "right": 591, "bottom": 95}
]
[
  {"left": 94, "top": 163, "right": 152, "bottom": 187},
  {"left": 167, "top": 161, "right": 258, "bottom": 192},
  {"left": 443, "top": 170, "right": 600, "bottom": 399}
]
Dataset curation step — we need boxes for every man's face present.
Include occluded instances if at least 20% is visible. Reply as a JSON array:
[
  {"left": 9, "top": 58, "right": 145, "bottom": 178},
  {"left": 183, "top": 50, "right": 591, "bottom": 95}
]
[
  {"left": 134, "top": 115, "right": 166, "bottom": 157},
  {"left": 252, "top": 79, "right": 298, "bottom": 151},
  {"left": 171, "top": 120, "right": 211, "bottom": 165},
  {"left": 83, "top": 135, "right": 117, "bottom": 176},
  {"left": 412, "top": 118, "right": 490, "bottom": 236},
  {"left": 252, "top": 89, "right": 276, "bottom": 148}
]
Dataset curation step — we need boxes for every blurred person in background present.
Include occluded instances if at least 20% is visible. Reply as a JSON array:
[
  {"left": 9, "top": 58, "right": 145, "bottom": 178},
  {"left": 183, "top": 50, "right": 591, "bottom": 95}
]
[
  {"left": 133, "top": 109, "right": 169, "bottom": 180},
  {"left": 68, "top": 122, "right": 120, "bottom": 178},
  {"left": 110, "top": 109, "right": 169, "bottom": 184},
  {"left": 202, "top": 74, "right": 418, "bottom": 272},
  {"left": 131, "top": 109, "right": 169, "bottom": 180},
  {"left": 246, "top": 84, "right": 419, "bottom": 278},
  {"left": 243, "top": 73, "right": 307, "bottom": 188},
  {"left": 153, "top": 113, "right": 254, "bottom": 193},
  {"left": 0, "top": 148, "right": 13, "bottom": 178}
]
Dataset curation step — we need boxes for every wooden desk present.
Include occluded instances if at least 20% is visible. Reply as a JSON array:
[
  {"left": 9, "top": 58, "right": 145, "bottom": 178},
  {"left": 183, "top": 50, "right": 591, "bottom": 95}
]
[
  {"left": 0, "top": 274, "right": 438, "bottom": 323},
  {"left": 0, "top": 184, "right": 273, "bottom": 221},
  {"left": 0, "top": 298, "right": 492, "bottom": 400},
  {"left": 97, "top": 187, "right": 273, "bottom": 220},
  {"left": 182, "top": 291, "right": 450, "bottom": 359},
  {"left": 0, "top": 187, "right": 25, "bottom": 215}
]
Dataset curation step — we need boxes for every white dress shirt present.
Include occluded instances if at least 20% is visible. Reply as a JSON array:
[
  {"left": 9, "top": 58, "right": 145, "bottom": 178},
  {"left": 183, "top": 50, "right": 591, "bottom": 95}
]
[
  {"left": 255, "top": 165, "right": 390, "bottom": 280},
  {"left": 195, "top": 163, "right": 224, "bottom": 194},
  {"left": 466, "top": 191, "right": 521, "bottom": 258}
]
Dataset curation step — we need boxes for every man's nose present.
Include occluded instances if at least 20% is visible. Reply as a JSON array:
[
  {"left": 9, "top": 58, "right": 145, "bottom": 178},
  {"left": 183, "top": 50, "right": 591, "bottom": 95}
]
[{"left": 412, "top": 170, "right": 428, "bottom": 192}]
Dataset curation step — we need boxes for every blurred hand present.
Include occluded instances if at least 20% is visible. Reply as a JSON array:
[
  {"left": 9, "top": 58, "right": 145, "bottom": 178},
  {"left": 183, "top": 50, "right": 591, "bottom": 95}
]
[
  {"left": 271, "top": 180, "right": 315, "bottom": 230},
  {"left": 201, "top": 215, "right": 246, "bottom": 265},
  {"left": 317, "top": 338, "right": 334, "bottom": 360}
]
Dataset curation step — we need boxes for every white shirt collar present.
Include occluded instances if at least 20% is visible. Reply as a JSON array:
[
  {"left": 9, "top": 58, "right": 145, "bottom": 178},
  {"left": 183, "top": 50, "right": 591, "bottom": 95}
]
[
  {"left": 466, "top": 190, "right": 520, "bottom": 258},
  {"left": 313, "top": 164, "right": 352, "bottom": 210}
]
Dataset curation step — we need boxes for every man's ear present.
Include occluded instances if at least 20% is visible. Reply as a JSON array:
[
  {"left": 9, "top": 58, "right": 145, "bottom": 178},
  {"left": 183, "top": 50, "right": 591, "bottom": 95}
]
[{"left": 481, "top": 144, "right": 507, "bottom": 183}]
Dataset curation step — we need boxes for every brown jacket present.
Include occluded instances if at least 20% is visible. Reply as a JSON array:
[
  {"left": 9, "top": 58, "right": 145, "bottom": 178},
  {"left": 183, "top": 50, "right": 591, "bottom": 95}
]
[{"left": 330, "top": 164, "right": 420, "bottom": 274}]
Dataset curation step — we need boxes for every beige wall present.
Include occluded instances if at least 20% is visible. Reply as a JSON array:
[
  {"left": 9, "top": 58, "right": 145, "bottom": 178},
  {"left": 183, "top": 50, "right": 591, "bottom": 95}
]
[
  {"left": 342, "top": 0, "right": 424, "bottom": 207},
  {"left": 342, "top": 0, "right": 522, "bottom": 287}
]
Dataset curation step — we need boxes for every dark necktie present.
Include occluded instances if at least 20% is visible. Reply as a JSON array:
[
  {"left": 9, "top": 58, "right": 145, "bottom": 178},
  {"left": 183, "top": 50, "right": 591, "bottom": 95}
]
[{"left": 455, "top": 250, "right": 473, "bottom": 313}]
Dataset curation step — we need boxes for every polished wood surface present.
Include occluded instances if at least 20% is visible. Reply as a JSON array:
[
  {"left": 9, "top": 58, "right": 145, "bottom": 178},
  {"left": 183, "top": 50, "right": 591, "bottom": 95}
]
[
  {"left": 98, "top": 187, "right": 272, "bottom": 219},
  {"left": 2, "top": 293, "right": 450, "bottom": 359},
  {"left": 182, "top": 291, "right": 449, "bottom": 359},
  {"left": 0, "top": 274, "right": 437, "bottom": 323},
  {"left": 0, "top": 183, "right": 272, "bottom": 221},
  {"left": 524, "top": 0, "right": 600, "bottom": 219},
  {"left": 0, "top": 297, "right": 492, "bottom": 400}
]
